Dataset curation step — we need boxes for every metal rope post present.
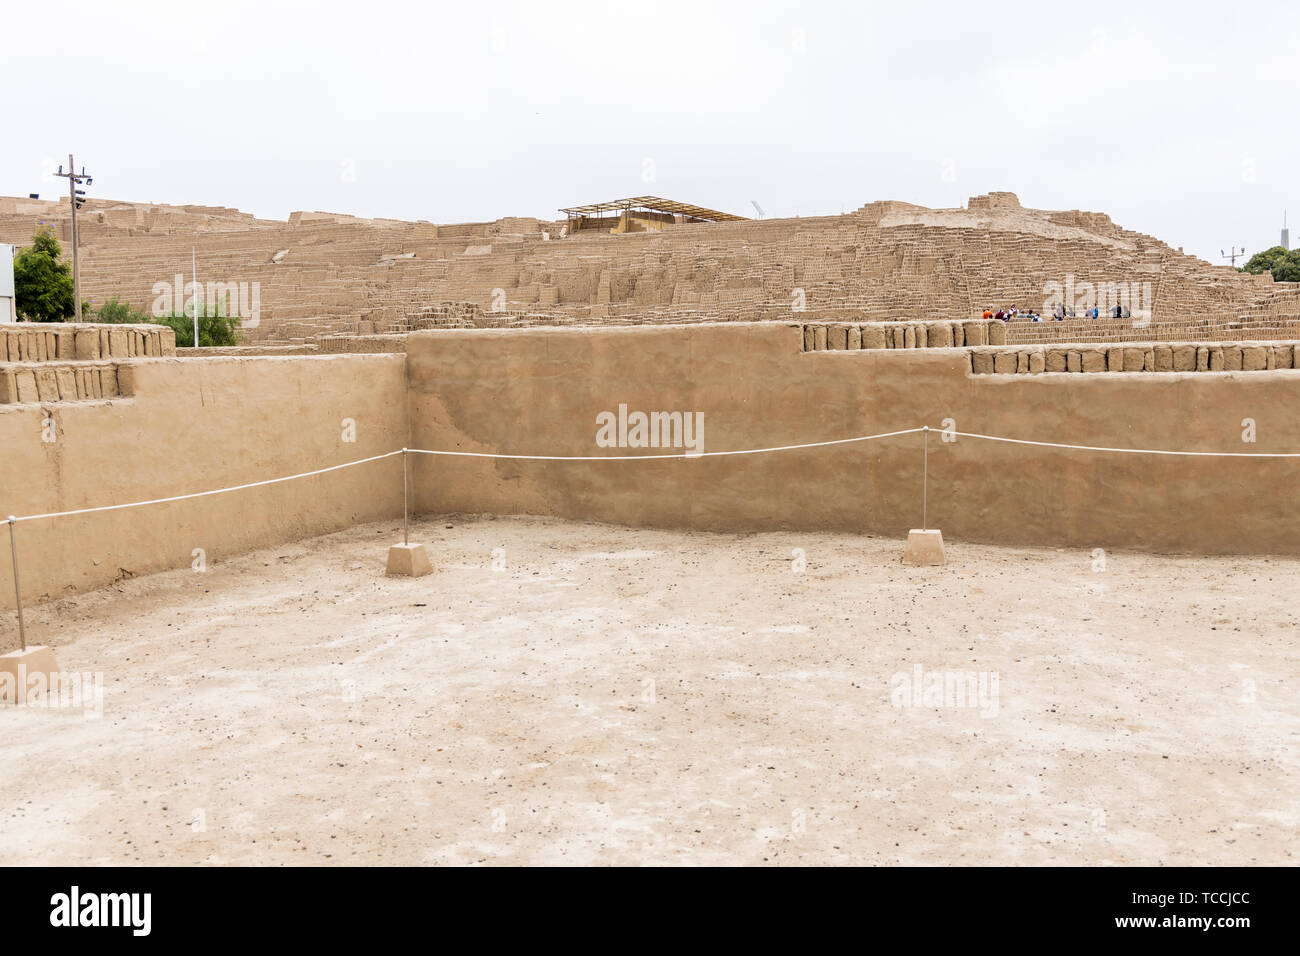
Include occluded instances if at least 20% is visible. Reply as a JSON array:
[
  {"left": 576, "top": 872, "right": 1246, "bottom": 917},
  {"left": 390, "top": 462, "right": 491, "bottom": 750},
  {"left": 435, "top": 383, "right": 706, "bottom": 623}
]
[
  {"left": 402, "top": 448, "right": 409, "bottom": 547},
  {"left": 922, "top": 426, "right": 929, "bottom": 532},
  {"left": 7, "top": 517, "right": 26, "bottom": 653}
]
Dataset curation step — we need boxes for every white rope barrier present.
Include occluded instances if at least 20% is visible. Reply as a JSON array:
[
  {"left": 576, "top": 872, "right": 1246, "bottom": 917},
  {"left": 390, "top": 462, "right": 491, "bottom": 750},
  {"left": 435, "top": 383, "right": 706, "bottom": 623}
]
[
  {"left": 10, "top": 450, "right": 404, "bottom": 524},
  {"left": 7, "top": 425, "right": 1299, "bottom": 525},
  {"left": 950, "top": 430, "right": 1300, "bottom": 458},
  {"left": 7, "top": 424, "right": 1294, "bottom": 650},
  {"left": 404, "top": 426, "right": 926, "bottom": 461}
]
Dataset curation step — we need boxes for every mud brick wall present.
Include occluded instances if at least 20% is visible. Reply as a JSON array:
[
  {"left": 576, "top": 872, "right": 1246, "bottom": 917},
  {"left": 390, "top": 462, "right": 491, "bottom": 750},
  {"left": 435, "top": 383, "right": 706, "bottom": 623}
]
[
  {"left": 801, "top": 319, "right": 1007, "bottom": 350},
  {"left": 1, "top": 323, "right": 175, "bottom": 362},
  {"left": 406, "top": 322, "right": 1300, "bottom": 556},
  {"left": 967, "top": 343, "right": 1298, "bottom": 375},
  {"left": 6, "top": 193, "right": 1299, "bottom": 346},
  {"left": 0, "top": 355, "right": 408, "bottom": 609},
  {"left": 314, "top": 333, "right": 408, "bottom": 354},
  {"left": 0, "top": 363, "right": 125, "bottom": 404},
  {"left": 6, "top": 322, "right": 1300, "bottom": 616}
]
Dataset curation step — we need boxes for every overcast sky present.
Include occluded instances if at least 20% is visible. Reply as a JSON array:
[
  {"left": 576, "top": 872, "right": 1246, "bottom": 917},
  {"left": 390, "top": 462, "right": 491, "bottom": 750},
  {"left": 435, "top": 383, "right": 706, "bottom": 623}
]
[{"left": 4, "top": 0, "right": 1295, "bottom": 264}]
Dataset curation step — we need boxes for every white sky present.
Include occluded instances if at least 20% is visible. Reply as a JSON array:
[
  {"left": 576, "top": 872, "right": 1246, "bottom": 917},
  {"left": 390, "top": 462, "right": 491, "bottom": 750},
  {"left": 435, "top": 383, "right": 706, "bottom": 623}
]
[{"left": 3, "top": 0, "right": 1296, "bottom": 264}]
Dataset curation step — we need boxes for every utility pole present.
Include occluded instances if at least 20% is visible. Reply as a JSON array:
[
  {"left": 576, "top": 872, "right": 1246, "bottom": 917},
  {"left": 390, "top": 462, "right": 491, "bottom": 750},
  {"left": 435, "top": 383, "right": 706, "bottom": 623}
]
[
  {"left": 192, "top": 246, "right": 199, "bottom": 349},
  {"left": 1220, "top": 246, "right": 1247, "bottom": 268},
  {"left": 53, "top": 154, "right": 92, "bottom": 321}
]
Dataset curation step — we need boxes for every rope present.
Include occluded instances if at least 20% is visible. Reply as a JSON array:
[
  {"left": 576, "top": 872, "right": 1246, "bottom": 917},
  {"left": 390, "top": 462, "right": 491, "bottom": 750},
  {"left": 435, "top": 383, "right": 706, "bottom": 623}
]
[
  {"left": 950, "top": 430, "right": 1300, "bottom": 458},
  {"left": 8, "top": 424, "right": 1298, "bottom": 524},
  {"left": 11, "top": 450, "right": 404, "bottom": 523},
  {"left": 404, "top": 426, "right": 925, "bottom": 461}
]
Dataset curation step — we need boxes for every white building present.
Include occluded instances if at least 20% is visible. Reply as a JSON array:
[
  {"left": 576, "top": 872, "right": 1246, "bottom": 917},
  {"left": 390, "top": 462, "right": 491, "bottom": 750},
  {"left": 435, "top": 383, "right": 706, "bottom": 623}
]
[{"left": 0, "top": 243, "right": 16, "bottom": 323}]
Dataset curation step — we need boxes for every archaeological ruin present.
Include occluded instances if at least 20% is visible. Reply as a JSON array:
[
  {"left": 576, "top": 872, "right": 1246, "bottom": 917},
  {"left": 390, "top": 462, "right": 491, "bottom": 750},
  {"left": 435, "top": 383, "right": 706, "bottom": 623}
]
[
  {"left": 3, "top": 185, "right": 1299, "bottom": 875},
  {"left": 4, "top": 190, "right": 1299, "bottom": 351},
  {"left": 2, "top": 189, "right": 1299, "bottom": 609}
]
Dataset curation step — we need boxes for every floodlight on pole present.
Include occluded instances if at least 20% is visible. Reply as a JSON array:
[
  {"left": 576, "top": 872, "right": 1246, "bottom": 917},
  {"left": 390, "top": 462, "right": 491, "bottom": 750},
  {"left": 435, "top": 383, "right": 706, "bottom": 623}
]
[{"left": 1220, "top": 246, "right": 1248, "bottom": 268}]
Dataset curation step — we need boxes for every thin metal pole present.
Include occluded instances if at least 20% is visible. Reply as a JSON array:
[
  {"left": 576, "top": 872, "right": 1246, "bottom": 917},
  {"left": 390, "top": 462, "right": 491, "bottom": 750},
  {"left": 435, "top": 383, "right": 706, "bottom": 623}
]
[
  {"left": 54, "top": 155, "right": 90, "bottom": 322},
  {"left": 7, "top": 517, "right": 26, "bottom": 653},
  {"left": 402, "top": 449, "right": 409, "bottom": 547},
  {"left": 192, "top": 247, "right": 199, "bottom": 349},
  {"left": 69, "top": 154, "right": 81, "bottom": 322},
  {"left": 922, "top": 426, "right": 929, "bottom": 531}
]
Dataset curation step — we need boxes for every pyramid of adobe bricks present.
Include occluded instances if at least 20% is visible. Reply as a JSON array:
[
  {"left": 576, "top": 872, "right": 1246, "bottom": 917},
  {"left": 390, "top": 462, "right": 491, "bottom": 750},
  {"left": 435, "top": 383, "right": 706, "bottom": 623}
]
[{"left": 2, "top": 190, "right": 1296, "bottom": 347}]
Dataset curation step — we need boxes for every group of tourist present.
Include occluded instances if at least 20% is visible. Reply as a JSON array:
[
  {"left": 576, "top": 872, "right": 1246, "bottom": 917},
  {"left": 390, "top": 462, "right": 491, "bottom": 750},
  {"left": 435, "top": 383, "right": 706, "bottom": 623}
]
[
  {"left": 981, "top": 305, "right": 1044, "bottom": 322},
  {"left": 981, "top": 304, "right": 1130, "bottom": 322},
  {"left": 1050, "top": 303, "right": 1131, "bottom": 320}
]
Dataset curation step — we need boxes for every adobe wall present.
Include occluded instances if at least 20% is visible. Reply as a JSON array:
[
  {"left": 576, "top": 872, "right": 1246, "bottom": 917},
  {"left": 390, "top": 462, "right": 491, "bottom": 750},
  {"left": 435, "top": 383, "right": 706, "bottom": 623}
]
[
  {"left": 5, "top": 322, "right": 1299, "bottom": 616},
  {"left": 0, "top": 355, "right": 407, "bottom": 610},
  {"left": 406, "top": 323, "right": 1300, "bottom": 554}
]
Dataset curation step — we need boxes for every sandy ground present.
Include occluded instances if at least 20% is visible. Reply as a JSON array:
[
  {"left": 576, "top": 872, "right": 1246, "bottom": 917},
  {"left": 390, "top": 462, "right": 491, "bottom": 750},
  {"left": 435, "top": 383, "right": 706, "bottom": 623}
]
[{"left": 1, "top": 515, "right": 1297, "bottom": 866}]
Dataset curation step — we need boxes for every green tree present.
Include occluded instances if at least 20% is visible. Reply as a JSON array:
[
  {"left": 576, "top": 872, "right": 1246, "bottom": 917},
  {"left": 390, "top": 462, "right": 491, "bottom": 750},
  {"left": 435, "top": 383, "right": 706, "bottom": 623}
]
[
  {"left": 13, "top": 228, "right": 74, "bottom": 322},
  {"left": 153, "top": 307, "right": 243, "bottom": 347},
  {"left": 96, "top": 297, "right": 151, "bottom": 324},
  {"left": 1241, "top": 245, "right": 1300, "bottom": 281},
  {"left": 1272, "top": 250, "right": 1300, "bottom": 283}
]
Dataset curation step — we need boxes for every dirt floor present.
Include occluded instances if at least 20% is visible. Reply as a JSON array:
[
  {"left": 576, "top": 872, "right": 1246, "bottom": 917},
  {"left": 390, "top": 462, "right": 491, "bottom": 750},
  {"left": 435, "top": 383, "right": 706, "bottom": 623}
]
[{"left": 1, "top": 515, "right": 1297, "bottom": 866}]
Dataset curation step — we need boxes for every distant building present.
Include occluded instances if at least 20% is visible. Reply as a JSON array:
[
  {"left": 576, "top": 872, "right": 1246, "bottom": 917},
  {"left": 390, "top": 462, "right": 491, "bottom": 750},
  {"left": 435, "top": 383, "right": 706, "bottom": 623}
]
[{"left": 558, "top": 196, "right": 746, "bottom": 235}]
